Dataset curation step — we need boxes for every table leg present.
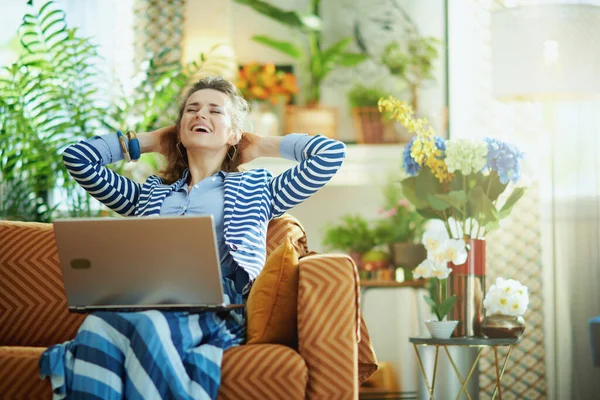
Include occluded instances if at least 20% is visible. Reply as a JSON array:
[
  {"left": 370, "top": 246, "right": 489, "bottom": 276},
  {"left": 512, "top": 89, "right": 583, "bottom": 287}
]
[
  {"left": 413, "top": 344, "right": 439, "bottom": 399},
  {"left": 492, "top": 345, "right": 514, "bottom": 400},
  {"left": 455, "top": 347, "right": 483, "bottom": 400},
  {"left": 443, "top": 347, "right": 473, "bottom": 400}
]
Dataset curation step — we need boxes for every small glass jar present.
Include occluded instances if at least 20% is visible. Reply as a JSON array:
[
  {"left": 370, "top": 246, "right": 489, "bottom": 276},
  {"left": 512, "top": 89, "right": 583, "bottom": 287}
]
[{"left": 482, "top": 314, "right": 525, "bottom": 339}]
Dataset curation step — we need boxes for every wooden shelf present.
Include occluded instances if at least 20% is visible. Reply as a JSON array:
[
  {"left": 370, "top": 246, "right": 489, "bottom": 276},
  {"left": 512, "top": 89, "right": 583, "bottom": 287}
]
[{"left": 359, "top": 280, "right": 426, "bottom": 289}]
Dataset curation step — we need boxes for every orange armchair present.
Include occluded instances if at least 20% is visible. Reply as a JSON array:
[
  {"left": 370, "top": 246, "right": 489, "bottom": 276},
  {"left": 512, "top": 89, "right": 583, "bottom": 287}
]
[{"left": 0, "top": 215, "right": 377, "bottom": 399}]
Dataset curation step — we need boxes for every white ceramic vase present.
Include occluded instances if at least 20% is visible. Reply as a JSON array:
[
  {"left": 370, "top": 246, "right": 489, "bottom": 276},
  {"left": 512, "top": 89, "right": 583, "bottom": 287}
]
[{"left": 425, "top": 320, "right": 459, "bottom": 339}]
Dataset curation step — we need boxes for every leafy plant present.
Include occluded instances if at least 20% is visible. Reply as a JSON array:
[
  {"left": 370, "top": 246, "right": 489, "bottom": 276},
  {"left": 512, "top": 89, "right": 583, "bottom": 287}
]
[
  {"left": 347, "top": 84, "right": 389, "bottom": 108},
  {"left": 381, "top": 36, "right": 440, "bottom": 112},
  {"left": 0, "top": 0, "right": 105, "bottom": 221},
  {"left": 233, "top": 0, "right": 368, "bottom": 105},
  {"left": 372, "top": 173, "right": 425, "bottom": 245},
  {"left": 322, "top": 214, "right": 376, "bottom": 254},
  {"left": 379, "top": 97, "right": 527, "bottom": 239},
  {"left": 1, "top": 1, "right": 229, "bottom": 221}
]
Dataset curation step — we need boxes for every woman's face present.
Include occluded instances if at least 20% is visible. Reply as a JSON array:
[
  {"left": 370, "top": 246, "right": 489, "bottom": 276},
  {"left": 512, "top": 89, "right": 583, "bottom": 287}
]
[{"left": 179, "top": 89, "right": 239, "bottom": 152}]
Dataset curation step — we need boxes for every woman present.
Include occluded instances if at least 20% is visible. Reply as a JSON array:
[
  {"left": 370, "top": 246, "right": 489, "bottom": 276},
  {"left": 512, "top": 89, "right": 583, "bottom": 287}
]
[{"left": 40, "top": 76, "right": 346, "bottom": 399}]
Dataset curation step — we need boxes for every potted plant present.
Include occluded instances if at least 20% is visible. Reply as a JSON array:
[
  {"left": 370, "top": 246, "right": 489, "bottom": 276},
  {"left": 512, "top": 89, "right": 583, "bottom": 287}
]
[
  {"left": 381, "top": 36, "right": 440, "bottom": 114},
  {"left": 233, "top": 0, "right": 368, "bottom": 138},
  {"left": 235, "top": 63, "right": 298, "bottom": 136},
  {"left": 413, "top": 226, "right": 468, "bottom": 338},
  {"left": 482, "top": 278, "right": 529, "bottom": 338},
  {"left": 372, "top": 174, "right": 426, "bottom": 280},
  {"left": 347, "top": 84, "right": 394, "bottom": 144},
  {"left": 322, "top": 214, "right": 376, "bottom": 271}
]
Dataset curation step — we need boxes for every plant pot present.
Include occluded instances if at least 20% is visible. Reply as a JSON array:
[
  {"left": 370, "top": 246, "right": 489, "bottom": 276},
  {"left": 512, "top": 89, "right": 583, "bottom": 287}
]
[
  {"left": 284, "top": 104, "right": 338, "bottom": 139},
  {"left": 425, "top": 320, "right": 459, "bottom": 339},
  {"left": 351, "top": 107, "right": 396, "bottom": 144},
  {"left": 247, "top": 101, "right": 281, "bottom": 136},
  {"left": 482, "top": 314, "right": 525, "bottom": 339},
  {"left": 389, "top": 242, "right": 427, "bottom": 269},
  {"left": 448, "top": 238, "right": 486, "bottom": 337}
]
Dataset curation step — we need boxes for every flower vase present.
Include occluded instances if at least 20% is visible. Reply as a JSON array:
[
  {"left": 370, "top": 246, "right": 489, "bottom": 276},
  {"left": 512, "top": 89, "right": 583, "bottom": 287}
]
[
  {"left": 482, "top": 314, "right": 525, "bottom": 339},
  {"left": 448, "top": 238, "right": 486, "bottom": 337}
]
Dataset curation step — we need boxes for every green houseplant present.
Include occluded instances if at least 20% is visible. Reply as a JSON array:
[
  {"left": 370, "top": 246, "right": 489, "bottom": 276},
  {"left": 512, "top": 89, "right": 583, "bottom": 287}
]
[
  {"left": 347, "top": 84, "right": 392, "bottom": 143},
  {"left": 0, "top": 0, "right": 230, "bottom": 222},
  {"left": 233, "top": 0, "right": 368, "bottom": 138},
  {"left": 381, "top": 36, "right": 440, "bottom": 113},
  {"left": 322, "top": 214, "right": 376, "bottom": 269},
  {"left": 234, "top": 0, "right": 367, "bottom": 105},
  {"left": 373, "top": 174, "right": 427, "bottom": 279},
  {"left": 0, "top": 1, "right": 105, "bottom": 221}
]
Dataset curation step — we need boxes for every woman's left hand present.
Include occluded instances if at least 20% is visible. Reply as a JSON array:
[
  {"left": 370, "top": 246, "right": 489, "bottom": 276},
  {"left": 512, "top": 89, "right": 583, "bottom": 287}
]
[{"left": 238, "top": 132, "right": 263, "bottom": 164}]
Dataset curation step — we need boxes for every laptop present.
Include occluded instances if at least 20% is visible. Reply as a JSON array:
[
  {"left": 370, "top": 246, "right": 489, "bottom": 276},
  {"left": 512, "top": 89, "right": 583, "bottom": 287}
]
[{"left": 52, "top": 215, "right": 245, "bottom": 313}]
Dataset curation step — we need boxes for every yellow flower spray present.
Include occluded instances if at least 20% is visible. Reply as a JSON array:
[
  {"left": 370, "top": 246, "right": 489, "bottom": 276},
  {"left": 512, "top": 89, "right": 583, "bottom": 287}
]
[{"left": 378, "top": 96, "right": 451, "bottom": 182}]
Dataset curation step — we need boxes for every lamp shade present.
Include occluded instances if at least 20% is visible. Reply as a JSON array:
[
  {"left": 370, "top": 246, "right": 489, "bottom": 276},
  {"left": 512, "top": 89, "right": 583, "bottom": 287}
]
[{"left": 491, "top": 4, "right": 600, "bottom": 101}]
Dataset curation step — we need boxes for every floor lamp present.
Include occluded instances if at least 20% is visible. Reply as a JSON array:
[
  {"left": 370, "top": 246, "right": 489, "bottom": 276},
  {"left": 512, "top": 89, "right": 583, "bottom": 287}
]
[{"left": 491, "top": 3, "right": 600, "bottom": 399}]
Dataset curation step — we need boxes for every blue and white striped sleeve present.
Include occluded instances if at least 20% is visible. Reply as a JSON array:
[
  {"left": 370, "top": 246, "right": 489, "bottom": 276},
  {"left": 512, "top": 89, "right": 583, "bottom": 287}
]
[
  {"left": 269, "top": 133, "right": 346, "bottom": 218},
  {"left": 62, "top": 134, "right": 141, "bottom": 216}
]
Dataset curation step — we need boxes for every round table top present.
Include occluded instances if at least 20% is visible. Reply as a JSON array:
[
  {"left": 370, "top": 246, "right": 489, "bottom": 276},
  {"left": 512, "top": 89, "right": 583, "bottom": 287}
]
[{"left": 409, "top": 337, "right": 520, "bottom": 346}]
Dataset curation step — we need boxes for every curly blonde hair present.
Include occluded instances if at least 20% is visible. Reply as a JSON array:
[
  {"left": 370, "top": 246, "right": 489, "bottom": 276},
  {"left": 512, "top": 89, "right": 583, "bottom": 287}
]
[{"left": 160, "top": 76, "right": 249, "bottom": 184}]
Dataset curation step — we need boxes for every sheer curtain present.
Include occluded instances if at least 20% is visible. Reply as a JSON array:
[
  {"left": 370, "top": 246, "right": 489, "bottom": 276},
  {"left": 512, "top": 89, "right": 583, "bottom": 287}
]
[{"left": 545, "top": 101, "right": 600, "bottom": 399}]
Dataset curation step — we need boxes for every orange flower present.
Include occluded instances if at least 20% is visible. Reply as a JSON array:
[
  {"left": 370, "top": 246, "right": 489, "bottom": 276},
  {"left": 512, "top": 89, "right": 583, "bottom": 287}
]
[{"left": 236, "top": 63, "right": 297, "bottom": 103}]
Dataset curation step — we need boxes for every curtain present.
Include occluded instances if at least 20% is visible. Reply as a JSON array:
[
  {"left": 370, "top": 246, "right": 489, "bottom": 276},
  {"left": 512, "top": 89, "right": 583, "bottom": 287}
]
[{"left": 546, "top": 101, "right": 600, "bottom": 399}]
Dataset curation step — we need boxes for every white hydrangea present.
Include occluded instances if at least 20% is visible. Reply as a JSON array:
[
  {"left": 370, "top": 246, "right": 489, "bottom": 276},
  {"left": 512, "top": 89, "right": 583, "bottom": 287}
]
[{"left": 444, "top": 138, "right": 488, "bottom": 175}]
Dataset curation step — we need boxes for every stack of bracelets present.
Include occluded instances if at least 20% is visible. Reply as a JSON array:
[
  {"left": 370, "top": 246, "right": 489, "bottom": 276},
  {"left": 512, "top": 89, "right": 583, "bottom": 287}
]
[{"left": 117, "top": 130, "right": 141, "bottom": 162}]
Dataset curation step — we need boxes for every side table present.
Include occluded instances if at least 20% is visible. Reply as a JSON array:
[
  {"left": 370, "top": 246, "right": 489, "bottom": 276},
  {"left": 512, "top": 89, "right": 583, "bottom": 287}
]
[{"left": 409, "top": 337, "right": 519, "bottom": 400}]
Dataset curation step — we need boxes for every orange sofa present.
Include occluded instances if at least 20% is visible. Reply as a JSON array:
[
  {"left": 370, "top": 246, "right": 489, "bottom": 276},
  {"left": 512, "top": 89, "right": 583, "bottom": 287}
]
[{"left": 0, "top": 215, "right": 377, "bottom": 399}]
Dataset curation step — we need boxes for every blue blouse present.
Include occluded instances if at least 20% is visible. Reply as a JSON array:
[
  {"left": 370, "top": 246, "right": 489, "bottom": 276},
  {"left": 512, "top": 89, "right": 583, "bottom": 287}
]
[{"left": 87, "top": 134, "right": 259, "bottom": 292}]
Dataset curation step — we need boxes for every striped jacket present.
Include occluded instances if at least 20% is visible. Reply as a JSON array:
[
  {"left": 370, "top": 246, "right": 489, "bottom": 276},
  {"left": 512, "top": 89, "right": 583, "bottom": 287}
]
[{"left": 62, "top": 134, "right": 346, "bottom": 289}]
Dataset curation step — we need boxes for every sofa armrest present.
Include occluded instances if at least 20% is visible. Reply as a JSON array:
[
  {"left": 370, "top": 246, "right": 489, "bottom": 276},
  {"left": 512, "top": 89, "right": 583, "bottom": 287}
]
[{"left": 297, "top": 254, "right": 360, "bottom": 399}]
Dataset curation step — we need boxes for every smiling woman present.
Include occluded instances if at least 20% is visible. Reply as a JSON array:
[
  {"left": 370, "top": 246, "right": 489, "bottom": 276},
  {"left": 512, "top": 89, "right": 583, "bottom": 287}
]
[{"left": 40, "top": 75, "right": 347, "bottom": 399}]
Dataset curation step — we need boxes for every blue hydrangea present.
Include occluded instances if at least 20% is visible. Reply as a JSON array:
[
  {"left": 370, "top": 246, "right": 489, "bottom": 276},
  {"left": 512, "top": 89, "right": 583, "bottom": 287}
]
[
  {"left": 434, "top": 136, "right": 446, "bottom": 156},
  {"left": 403, "top": 136, "right": 420, "bottom": 175},
  {"left": 484, "top": 138, "right": 524, "bottom": 184}
]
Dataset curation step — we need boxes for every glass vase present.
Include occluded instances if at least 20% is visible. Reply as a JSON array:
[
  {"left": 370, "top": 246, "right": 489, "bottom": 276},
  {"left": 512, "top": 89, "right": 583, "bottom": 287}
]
[
  {"left": 482, "top": 314, "right": 526, "bottom": 339},
  {"left": 448, "top": 238, "right": 486, "bottom": 337}
]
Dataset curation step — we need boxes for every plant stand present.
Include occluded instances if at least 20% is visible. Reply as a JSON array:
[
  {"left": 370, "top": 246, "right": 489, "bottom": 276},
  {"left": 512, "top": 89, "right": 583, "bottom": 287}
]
[{"left": 409, "top": 337, "right": 519, "bottom": 400}]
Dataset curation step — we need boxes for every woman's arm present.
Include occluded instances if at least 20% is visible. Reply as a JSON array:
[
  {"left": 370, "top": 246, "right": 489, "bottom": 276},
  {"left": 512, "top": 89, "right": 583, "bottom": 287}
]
[
  {"left": 62, "top": 128, "right": 170, "bottom": 216},
  {"left": 241, "top": 133, "right": 346, "bottom": 218}
]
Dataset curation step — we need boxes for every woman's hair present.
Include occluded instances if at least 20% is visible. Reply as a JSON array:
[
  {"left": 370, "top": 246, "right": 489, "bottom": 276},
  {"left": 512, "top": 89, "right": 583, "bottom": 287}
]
[{"left": 160, "top": 76, "right": 249, "bottom": 184}]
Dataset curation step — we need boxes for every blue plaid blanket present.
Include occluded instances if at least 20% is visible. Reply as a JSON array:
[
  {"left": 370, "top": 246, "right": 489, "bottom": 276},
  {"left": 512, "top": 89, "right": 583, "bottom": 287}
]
[{"left": 40, "top": 280, "right": 246, "bottom": 399}]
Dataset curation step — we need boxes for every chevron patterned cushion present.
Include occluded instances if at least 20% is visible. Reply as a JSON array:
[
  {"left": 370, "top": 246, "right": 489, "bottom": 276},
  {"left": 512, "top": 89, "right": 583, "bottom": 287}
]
[{"left": 0, "top": 344, "right": 307, "bottom": 400}]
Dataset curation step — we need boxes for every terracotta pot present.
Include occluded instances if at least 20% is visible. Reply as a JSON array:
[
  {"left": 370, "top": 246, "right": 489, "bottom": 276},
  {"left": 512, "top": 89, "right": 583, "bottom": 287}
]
[
  {"left": 351, "top": 107, "right": 396, "bottom": 144},
  {"left": 284, "top": 105, "right": 338, "bottom": 139},
  {"left": 448, "top": 238, "right": 486, "bottom": 337}
]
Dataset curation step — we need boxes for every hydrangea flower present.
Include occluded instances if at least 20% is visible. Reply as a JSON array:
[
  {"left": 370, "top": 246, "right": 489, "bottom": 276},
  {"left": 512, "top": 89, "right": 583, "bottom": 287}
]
[
  {"left": 484, "top": 138, "right": 525, "bottom": 184},
  {"left": 403, "top": 136, "right": 421, "bottom": 176},
  {"left": 444, "top": 138, "right": 488, "bottom": 175}
]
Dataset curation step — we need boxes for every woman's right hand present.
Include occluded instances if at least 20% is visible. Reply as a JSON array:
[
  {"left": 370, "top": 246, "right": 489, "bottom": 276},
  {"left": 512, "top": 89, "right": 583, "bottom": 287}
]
[{"left": 138, "top": 126, "right": 176, "bottom": 156}]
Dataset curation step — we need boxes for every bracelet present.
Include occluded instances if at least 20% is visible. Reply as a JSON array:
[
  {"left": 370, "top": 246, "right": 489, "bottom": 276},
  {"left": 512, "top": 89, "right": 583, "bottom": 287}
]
[
  {"left": 126, "top": 130, "right": 140, "bottom": 162},
  {"left": 116, "top": 130, "right": 131, "bottom": 162}
]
